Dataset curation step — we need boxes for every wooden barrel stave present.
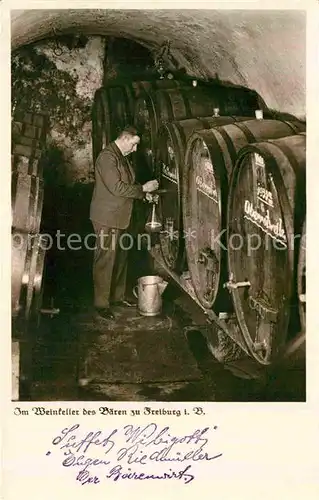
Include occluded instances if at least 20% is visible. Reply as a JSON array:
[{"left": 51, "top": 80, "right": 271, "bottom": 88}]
[
  {"left": 20, "top": 234, "right": 48, "bottom": 323},
  {"left": 11, "top": 154, "right": 43, "bottom": 177},
  {"left": 12, "top": 231, "right": 29, "bottom": 316},
  {"left": 182, "top": 119, "right": 306, "bottom": 311},
  {"left": 226, "top": 133, "right": 306, "bottom": 365},
  {"left": 12, "top": 232, "right": 48, "bottom": 323},
  {"left": 12, "top": 172, "right": 44, "bottom": 234}
]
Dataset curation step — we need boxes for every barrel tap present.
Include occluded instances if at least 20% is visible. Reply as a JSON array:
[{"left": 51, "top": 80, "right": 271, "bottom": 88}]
[{"left": 224, "top": 273, "right": 251, "bottom": 290}]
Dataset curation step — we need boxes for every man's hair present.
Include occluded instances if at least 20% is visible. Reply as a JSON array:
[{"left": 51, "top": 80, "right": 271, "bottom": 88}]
[{"left": 118, "top": 125, "right": 139, "bottom": 139}]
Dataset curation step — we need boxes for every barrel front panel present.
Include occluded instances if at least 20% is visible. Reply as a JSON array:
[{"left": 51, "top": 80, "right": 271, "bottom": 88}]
[
  {"left": 157, "top": 127, "right": 183, "bottom": 269},
  {"left": 227, "top": 152, "right": 294, "bottom": 364},
  {"left": 184, "top": 137, "right": 222, "bottom": 308}
]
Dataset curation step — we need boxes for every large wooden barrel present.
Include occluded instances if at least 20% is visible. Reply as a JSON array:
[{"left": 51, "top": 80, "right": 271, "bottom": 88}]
[
  {"left": 12, "top": 172, "right": 44, "bottom": 234},
  {"left": 226, "top": 133, "right": 306, "bottom": 365},
  {"left": 297, "top": 218, "right": 306, "bottom": 333},
  {"left": 91, "top": 79, "right": 192, "bottom": 164},
  {"left": 134, "top": 83, "right": 266, "bottom": 175},
  {"left": 156, "top": 116, "right": 247, "bottom": 271},
  {"left": 182, "top": 119, "right": 306, "bottom": 310}
]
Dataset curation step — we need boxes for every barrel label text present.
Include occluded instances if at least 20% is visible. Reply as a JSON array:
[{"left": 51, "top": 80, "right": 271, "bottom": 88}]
[
  {"left": 243, "top": 199, "right": 287, "bottom": 246},
  {"left": 196, "top": 175, "right": 218, "bottom": 202},
  {"left": 257, "top": 184, "right": 274, "bottom": 207},
  {"left": 195, "top": 157, "right": 218, "bottom": 202}
]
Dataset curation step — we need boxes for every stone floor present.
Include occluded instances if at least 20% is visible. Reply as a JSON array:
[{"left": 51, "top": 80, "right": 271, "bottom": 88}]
[{"left": 23, "top": 290, "right": 305, "bottom": 403}]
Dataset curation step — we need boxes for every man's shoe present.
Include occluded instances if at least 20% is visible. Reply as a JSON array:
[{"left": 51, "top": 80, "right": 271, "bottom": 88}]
[
  {"left": 95, "top": 308, "right": 115, "bottom": 320},
  {"left": 112, "top": 299, "right": 137, "bottom": 307}
]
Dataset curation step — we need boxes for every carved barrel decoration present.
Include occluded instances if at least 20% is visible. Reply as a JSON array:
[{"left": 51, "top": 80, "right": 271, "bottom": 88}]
[
  {"left": 182, "top": 119, "right": 306, "bottom": 311},
  {"left": 227, "top": 133, "right": 306, "bottom": 365}
]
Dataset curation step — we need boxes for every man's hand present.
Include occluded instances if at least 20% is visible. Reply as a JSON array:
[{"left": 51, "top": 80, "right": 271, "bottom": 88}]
[{"left": 142, "top": 179, "right": 159, "bottom": 193}]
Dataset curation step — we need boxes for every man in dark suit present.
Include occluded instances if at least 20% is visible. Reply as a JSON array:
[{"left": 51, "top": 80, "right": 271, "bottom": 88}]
[{"left": 90, "top": 126, "right": 159, "bottom": 320}]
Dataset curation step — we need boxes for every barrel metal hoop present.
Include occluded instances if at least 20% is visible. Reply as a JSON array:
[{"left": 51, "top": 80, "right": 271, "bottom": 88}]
[
  {"left": 215, "top": 126, "right": 239, "bottom": 165},
  {"left": 279, "top": 120, "right": 304, "bottom": 135},
  {"left": 197, "top": 118, "right": 212, "bottom": 130},
  {"left": 234, "top": 121, "right": 257, "bottom": 144}
]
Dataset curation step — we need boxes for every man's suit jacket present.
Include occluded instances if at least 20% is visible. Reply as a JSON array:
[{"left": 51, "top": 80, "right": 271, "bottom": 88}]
[{"left": 90, "top": 142, "right": 144, "bottom": 229}]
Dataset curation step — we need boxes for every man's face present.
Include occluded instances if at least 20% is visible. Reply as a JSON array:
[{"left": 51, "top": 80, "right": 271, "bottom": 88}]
[{"left": 123, "top": 135, "right": 140, "bottom": 156}]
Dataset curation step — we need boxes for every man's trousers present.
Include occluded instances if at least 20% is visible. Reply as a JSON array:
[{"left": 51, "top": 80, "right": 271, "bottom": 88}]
[{"left": 92, "top": 221, "right": 128, "bottom": 309}]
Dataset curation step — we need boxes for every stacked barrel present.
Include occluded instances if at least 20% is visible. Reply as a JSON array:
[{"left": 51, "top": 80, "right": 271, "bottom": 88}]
[{"left": 11, "top": 111, "right": 49, "bottom": 328}]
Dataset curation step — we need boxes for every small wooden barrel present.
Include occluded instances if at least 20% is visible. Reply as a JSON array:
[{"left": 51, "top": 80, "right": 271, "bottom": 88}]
[
  {"left": 227, "top": 133, "right": 306, "bottom": 365},
  {"left": 297, "top": 218, "right": 306, "bottom": 333},
  {"left": 11, "top": 154, "right": 43, "bottom": 177},
  {"left": 19, "top": 234, "right": 49, "bottom": 323},
  {"left": 12, "top": 172, "right": 44, "bottom": 234},
  {"left": 12, "top": 231, "right": 29, "bottom": 316},
  {"left": 182, "top": 119, "right": 306, "bottom": 311},
  {"left": 156, "top": 116, "right": 243, "bottom": 271},
  {"left": 12, "top": 232, "right": 48, "bottom": 322}
]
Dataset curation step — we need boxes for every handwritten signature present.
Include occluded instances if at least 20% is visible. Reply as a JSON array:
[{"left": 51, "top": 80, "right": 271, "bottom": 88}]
[{"left": 49, "top": 423, "right": 223, "bottom": 485}]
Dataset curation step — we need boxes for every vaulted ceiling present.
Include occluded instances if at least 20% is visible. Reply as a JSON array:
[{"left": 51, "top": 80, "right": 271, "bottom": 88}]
[{"left": 11, "top": 9, "right": 306, "bottom": 118}]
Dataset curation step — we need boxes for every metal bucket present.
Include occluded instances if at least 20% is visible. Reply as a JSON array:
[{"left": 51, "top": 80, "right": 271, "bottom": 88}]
[{"left": 133, "top": 275, "right": 168, "bottom": 316}]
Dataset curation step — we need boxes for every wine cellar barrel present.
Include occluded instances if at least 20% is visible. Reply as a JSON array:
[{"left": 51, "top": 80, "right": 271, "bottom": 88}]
[
  {"left": 91, "top": 79, "right": 192, "bottom": 164},
  {"left": 156, "top": 115, "right": 248, "bottom": 271},
  {"left": 226, "top": 133, "right": 306, "bottom": 365},
  {"left": 134, "top": 83, "right": 266, "bottom": 174},
  {"left": 19, "top": 234, "right": 49, "bottom": 324},
  {"left": 11, "top": 172, "right": 44, "bottom": 234},
  {"left": 297, "top": 218, "right": 306, "bottom": 333},
  {"left": 91, "top": 86, "right": 133, "bottom": 163},
  {"left": 12, "top": 231, "right": 29, "bottom": 316},
  {"left": 182, "top": 118, "right": 306, "bottom": 310}
]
